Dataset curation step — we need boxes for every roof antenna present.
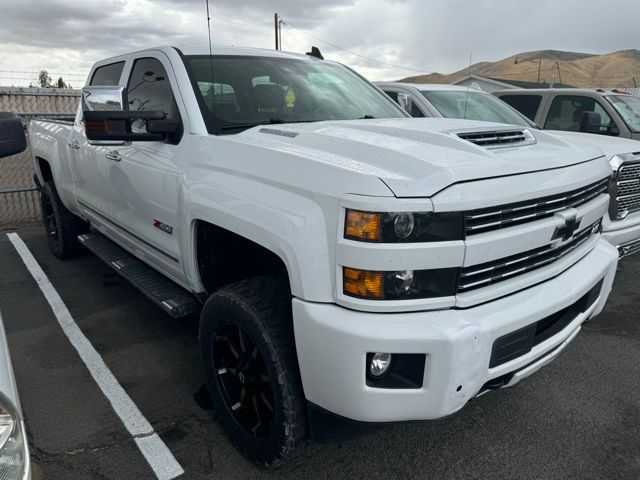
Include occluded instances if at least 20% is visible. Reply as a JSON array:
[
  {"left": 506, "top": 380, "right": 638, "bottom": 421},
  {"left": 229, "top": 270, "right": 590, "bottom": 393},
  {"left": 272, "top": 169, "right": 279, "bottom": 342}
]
[
  {"left": 205, "top": 0, "right": 217, "bottom": 121},
  {"left": 306, "top": 46, "right": 324, "bottom": 60},
  {"left": 463, "top": 53, "right": 472, "bottom": 120}
]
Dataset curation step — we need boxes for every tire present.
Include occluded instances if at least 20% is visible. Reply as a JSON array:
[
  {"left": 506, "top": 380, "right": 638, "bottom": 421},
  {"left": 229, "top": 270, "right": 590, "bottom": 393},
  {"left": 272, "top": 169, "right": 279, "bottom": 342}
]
[
  {"left": 40, "top": 181, "right": 89, "bottom": 259},
  {"left": 199, "top": 275, "right": 308, "bottom": 468}
]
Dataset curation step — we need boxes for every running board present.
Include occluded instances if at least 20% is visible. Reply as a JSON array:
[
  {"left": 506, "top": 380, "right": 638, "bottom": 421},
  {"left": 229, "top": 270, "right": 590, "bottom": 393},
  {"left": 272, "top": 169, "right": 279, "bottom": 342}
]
[{"left": 78, "top": 233, "right": 200, "bottom": 318}]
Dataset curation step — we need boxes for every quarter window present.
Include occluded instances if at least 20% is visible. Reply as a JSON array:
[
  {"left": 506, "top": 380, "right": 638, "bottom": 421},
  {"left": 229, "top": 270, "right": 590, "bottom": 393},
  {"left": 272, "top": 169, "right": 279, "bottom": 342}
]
[
  {"left": 90, "top": 61, "right": 125, "bottom": 86},
  {"left": 499, "top": 95, "right": 542, "bottom": 121}
]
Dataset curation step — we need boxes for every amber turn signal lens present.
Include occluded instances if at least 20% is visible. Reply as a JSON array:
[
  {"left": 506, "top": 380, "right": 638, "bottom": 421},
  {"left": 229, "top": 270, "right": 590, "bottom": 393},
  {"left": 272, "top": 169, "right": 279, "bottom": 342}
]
[
  {"left": 345, "top": 210, "right": 381, "bottom": 241},
  {"left": 343, "top": 268, "right": 384, "bottom": 299}
]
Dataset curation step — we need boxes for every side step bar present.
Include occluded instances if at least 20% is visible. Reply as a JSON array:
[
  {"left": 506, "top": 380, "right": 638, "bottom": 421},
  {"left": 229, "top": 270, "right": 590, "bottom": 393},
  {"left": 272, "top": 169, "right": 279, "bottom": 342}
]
[{"left": 78, "top": 233, "right": 200, "bottom": 318}]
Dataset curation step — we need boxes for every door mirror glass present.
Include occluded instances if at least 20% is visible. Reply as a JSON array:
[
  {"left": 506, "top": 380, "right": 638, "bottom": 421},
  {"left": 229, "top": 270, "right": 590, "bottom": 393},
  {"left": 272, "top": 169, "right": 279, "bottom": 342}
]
[
  {"left": 0, "top": 112, "right": 27, "bottom": 158},
  {"left": 579, "top": 111, "right": 602, "bottom": 134}
]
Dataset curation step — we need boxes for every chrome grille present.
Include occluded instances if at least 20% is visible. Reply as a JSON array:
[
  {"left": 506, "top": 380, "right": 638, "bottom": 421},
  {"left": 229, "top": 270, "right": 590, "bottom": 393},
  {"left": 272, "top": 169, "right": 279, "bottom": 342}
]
[
  {"left": 615, "top": 160, "right": 640, "bottom": 219},
  {"left": 458, "top": 221, "right": 599, "bottom": 293},
  {"left": 465, "top": 178, "right": 608, "bottom": 235},
  {"left": 457, "top": 129, "right": 534, "bottom": 148}
]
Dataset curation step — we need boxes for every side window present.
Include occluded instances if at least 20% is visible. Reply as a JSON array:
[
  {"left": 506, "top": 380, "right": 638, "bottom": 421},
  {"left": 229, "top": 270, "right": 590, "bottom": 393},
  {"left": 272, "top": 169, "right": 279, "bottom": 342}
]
[
  {"left": 410, "top": 103, "right": 426, "bottom": 118},
  {"left": 545, "top": 95, "right": 615, "bottom": 133},
  {"left": 90, "top": 61, "right": 125, "bottom": 86},
  {"left": 383, "top": 90, "right": 399, "bottom": 103},
  {"left": 126, "top": 57, "right": 180, "bottom": 133},
  {"left": 499, "top": 95, "right": 541, "bottom": 121}
]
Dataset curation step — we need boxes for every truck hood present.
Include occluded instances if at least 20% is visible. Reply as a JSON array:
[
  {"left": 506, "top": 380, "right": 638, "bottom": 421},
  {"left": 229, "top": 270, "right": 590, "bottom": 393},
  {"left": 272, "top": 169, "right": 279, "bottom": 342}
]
[
  {"left": 547, "top": 130, "right": 640, "bottom": 158},
  {"left": 237, "top": 118, "right": 604, "bottom": 197}
]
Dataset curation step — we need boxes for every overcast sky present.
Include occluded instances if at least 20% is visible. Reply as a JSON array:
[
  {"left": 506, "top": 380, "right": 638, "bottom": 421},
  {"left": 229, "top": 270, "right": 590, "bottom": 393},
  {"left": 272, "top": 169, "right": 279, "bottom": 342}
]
[{"left": 1, "top": 0, "right": 639, "bottom": 86}]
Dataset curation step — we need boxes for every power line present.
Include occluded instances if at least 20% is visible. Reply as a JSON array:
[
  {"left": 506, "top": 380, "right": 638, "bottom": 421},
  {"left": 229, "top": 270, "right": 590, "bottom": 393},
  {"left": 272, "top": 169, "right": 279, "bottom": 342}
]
[
  {"left": 280, "top": 18, "right": 430, "bottom": 74},
  {"left": 0, "top": 70, "right": 86, "bottom": 77}
]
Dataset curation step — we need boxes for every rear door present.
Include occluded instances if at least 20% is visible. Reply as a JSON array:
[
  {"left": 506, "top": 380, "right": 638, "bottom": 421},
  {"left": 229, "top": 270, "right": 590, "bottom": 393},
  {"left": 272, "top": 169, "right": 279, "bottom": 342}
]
[
  {"left": 103, "top": 53, "right": 187, "bottom": 284},
  {"left": 71, "top": 60, "right": 127, "bottom": 221}
]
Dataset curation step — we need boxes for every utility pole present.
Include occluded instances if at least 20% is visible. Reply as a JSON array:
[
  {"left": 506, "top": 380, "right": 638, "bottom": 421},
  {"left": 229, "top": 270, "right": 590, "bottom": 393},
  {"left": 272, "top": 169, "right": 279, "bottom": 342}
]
[
  {"left": 537, "top": 57, "right": 542, "bottom": 85},
  {"left": 556, "top": 62, "right": 562, "bottom": 85},
  {"left": 274, "top": 13, "right": 280, "bottom": 50}
]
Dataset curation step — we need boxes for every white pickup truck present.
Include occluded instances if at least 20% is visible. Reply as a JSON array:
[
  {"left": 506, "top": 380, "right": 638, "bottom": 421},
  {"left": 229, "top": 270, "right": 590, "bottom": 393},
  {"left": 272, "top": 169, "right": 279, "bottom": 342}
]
[
  {"left": 26, "top": 46, "right": 618, "bottom": 467},
  {"left": 377, "top": 82, "right": 640, "bottom": 257}
]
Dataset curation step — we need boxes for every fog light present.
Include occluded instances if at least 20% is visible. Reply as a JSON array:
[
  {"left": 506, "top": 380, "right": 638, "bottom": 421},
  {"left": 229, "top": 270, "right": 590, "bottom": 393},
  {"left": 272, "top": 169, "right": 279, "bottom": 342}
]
[{"left": 369, "top": 352, "right": 392, "bottom": 377}]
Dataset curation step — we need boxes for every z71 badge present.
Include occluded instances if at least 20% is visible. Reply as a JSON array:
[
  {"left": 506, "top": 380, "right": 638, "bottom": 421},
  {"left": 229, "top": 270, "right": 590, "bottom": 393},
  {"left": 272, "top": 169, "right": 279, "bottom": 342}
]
[{"left": 153, "top": 219, "right": 173, "bottom": 235}]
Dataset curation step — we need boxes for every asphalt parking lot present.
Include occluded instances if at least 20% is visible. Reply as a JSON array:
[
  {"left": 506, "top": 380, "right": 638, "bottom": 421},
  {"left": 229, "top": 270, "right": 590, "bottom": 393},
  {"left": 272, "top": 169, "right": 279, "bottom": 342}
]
[{"left": 0, "top": 223, "right": 639, "bottom": 479}]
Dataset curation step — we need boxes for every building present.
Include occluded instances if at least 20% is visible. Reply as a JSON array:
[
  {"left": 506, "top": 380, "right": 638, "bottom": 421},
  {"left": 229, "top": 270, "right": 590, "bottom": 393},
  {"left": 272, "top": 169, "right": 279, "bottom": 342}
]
[{"left": 452, "top": 74, "right": 575, "bottom": 93}]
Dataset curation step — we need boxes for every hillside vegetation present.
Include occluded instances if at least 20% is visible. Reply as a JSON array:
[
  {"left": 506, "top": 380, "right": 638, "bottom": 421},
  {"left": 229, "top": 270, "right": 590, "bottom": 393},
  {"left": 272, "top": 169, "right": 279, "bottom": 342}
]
[{"left": 400, "top": 49, "right": 640, "bottom": 88}]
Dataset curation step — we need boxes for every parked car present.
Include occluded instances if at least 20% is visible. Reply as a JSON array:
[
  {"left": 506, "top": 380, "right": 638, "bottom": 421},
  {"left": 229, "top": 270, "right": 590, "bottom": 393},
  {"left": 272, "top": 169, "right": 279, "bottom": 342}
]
[
  {"left": 493, "top": 88, "right": 640, "bottom": 140},
  {"left": 0, "top": 112, "right": 31, "bottom": 480},
  {"left": 27, "top": 46, "right": 618, "bottom": 467},
  {"left": 377, "top": 82, "right": 640, "bottom": 257}
]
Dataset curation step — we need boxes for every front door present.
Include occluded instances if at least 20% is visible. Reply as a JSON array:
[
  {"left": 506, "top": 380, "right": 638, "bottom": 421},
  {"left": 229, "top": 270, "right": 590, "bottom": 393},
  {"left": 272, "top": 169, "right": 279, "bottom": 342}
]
[{"left": 105, "top": 55, "right": 186, "bottom": 284}]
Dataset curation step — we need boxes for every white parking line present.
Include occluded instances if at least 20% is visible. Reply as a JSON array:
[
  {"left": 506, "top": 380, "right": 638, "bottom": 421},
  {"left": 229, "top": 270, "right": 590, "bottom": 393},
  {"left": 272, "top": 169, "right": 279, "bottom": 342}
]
[{"left": 7, "top": 233, "right": 185, "bottom": 480}]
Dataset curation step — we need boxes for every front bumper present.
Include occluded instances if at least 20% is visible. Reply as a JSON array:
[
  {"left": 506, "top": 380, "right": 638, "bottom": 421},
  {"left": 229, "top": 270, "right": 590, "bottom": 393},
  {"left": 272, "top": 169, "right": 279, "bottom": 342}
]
[
  {"left": 293, "top": 239, "right": 618, "bottom": 423},
  {"left": 602, "top": 213, "right": 640, "bottom": 257}
]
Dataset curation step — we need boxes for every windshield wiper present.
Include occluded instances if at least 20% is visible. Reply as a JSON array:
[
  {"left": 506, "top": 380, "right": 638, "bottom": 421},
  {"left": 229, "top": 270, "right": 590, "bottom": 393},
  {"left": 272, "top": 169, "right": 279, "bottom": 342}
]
[{"left": 358, "top": 114, "right": 375, "bottom": 119}]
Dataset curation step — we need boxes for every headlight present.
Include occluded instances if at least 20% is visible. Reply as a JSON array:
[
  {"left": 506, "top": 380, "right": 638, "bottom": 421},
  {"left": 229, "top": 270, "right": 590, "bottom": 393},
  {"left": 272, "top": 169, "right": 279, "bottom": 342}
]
[
  {"left": 343, "top": 267, "right": 458, "bottom": 300},
  {"left": 0, "top": 393, "right": 28, "bottom": 480},
  {"left": 344, "top": 209, "right": 463, "bottom": 243}
]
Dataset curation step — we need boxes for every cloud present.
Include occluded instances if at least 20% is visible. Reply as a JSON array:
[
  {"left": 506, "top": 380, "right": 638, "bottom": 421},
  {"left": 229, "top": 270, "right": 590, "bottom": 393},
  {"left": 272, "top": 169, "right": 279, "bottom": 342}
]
[{"left": 0, "top": 0, "right": 639, "bottom": 86}]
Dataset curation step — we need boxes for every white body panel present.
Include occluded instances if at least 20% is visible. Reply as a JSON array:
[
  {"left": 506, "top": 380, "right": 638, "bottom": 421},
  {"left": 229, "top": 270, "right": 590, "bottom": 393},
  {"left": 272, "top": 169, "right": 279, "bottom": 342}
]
[
  {"left": 376, "top": 82, "right": 640, "bottom": 257},
  {"left": 28, "top": 46, "right": 619, "bottom": 424},
  {"left": 0, "top": 311, "right": 30, "bottom": 479}
]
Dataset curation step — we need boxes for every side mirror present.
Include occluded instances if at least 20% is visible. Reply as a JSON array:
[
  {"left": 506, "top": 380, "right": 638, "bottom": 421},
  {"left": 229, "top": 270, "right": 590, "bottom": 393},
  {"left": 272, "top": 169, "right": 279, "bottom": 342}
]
[
  {"left": 0, "top": 112, "right": 27, "bottom": 158},
  {"left": 82, "top": 86, "right": 179, "bottom": 143},
  {"left": 579, "top": 111, "right": 603, "bottom": 134},
  {"left": 397, "top": 93, "right": 412, "bottom": 114}
]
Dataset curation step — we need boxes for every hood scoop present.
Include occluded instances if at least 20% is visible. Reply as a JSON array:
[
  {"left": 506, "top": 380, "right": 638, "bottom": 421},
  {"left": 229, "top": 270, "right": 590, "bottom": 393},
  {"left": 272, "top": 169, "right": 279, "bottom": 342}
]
[{"left": 457, "top": 129, "right": 536, "bottom": 149}]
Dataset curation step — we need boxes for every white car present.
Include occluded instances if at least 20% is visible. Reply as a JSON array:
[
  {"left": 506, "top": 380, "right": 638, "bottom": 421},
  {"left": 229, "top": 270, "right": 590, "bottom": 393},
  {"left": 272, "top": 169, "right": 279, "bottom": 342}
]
[
  {"left": 377, "top": 82, "right": 640, "bottom": 257},
  {"left": 25, "top": 46, "right": 617, "bottom": 466},
  {"left": 0, "top": 112, "right": 31, "bottom": 480}
]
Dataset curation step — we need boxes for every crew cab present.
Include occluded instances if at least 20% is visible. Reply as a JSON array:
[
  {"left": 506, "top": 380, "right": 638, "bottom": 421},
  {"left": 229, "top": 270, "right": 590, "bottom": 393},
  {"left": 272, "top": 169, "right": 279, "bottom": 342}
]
[
  {"left": 493, "top": 88, "right": 640, "bottom": 140},
  {"left": 377, "top": 82, "right": 640, "bottom": 257},
  {"left": 26, "top": 46, "right": 618, "bottom": 467}
]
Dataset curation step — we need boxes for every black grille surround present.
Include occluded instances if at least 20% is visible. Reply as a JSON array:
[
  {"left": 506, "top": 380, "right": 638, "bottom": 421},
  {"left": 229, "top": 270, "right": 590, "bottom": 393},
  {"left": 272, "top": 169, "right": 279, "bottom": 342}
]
[
  {"left": 458, "top": 220, "right": 600, "bottom": 294},
  {"left": 464, "top": 178, "right": 609, "bottom": 236},
  {"left": 489, "top": 278, "right": 604, "bottom": 368}
]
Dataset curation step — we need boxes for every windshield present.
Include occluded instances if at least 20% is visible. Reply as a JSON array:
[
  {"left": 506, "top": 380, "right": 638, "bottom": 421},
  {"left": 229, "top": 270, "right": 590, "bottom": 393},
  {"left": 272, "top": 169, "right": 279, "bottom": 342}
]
[
  {"left": 421, "top": 90, "right": 533, "bottom": 127},
  {"left": 606, "top": 95, "right": 640, "bottom": 133},
  {"left": 183, "top": 55, "right": 405, "bottom": 133}
]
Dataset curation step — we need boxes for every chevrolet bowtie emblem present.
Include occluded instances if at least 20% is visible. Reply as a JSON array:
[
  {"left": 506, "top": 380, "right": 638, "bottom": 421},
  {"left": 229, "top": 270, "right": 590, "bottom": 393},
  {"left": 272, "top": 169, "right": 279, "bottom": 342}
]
[{"left": 552, "top": 215, "right": 580, "bottom": 242}]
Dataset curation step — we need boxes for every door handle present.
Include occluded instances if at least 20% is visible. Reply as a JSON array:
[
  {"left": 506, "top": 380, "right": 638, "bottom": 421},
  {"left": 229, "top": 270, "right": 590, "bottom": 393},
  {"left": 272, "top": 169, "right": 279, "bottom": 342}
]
[
  {"left": 105, "top": 150, "right": 122, "bottom": 162},
  {"left": 68, "top": 140, "right": 80, "bottom": 150}
]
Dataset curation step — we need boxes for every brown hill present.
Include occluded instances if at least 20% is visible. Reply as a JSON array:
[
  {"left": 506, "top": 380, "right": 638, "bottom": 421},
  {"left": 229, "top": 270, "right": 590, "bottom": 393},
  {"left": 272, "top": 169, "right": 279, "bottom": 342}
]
[{"left": 400, "top": 49, "right": 640, "bottom": 88}]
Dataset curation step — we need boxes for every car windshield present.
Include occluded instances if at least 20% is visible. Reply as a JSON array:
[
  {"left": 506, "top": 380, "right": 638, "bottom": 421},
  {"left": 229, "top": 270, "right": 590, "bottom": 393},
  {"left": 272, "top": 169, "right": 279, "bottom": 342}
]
[
  {"left": 606, "top": 95, "right": 640, "bottom": 133},
  {"left": 421, "top": 90, "right": 533, "bottom": 127},
  {"left": 183, "top": 55, "right": 405, "bottom": 133}
]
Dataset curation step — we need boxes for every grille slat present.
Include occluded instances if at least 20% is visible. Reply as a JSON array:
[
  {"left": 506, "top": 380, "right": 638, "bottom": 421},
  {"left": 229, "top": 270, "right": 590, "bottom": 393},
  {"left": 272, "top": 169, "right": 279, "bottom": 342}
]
[
  {"left": 465, "top": 178, "right": 608, "bottom": 235},
  {"left": 615, "top": 160, "right": 640, "bottom": 218},
  {"left": 458, "top": 222, "right": 599, "bottom": 293}
]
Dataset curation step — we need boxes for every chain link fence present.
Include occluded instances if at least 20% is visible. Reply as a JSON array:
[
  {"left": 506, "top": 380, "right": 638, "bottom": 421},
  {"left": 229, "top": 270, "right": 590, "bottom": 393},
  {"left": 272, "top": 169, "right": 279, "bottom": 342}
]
[{"left": 0, "top": 87, "right": 79, "bottom": 229}]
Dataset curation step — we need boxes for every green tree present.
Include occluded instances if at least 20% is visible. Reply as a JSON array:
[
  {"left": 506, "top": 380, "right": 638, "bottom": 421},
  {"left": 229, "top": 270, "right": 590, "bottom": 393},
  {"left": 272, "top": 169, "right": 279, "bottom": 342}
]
[
  {"left": 55, "top": 76, "right": 67, "bottom": 89},
  {"left": 38, "top": 70, "right": 52, "bottom": 88}
]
